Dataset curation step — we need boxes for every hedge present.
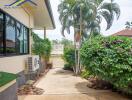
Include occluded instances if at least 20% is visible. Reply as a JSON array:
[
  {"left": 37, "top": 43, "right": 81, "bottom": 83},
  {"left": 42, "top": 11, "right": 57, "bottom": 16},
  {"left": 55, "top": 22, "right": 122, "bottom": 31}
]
[{"left": 80, "top": 36, "right": 132, "bottom": 94}]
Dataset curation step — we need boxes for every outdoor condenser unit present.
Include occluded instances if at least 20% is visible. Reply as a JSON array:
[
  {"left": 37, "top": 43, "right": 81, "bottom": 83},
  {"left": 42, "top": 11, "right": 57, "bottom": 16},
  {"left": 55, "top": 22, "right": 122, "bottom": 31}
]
[{"left": 27, "top": 55, "right": 40, "bottom": 72}]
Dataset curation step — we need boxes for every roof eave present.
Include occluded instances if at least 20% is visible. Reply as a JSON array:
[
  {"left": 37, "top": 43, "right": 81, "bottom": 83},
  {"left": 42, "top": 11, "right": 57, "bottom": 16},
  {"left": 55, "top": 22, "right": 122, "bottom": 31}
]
[{"left": 45, "top": 0, "right": 56, "bottom": 29}]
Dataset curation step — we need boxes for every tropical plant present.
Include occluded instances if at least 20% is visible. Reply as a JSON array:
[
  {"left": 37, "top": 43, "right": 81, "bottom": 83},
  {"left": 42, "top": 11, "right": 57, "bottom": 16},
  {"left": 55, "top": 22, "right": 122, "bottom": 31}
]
[
  {"left": 32, "top": 32, "right": 52, "bottom": 64},
  {"left": 80, "top": 36, "right": 132, "bottom": 94},
  {"left": 58, "top": 0, "right": 120, "bottom": 74},
  {"left": 63, "top": 46, "right": 76, "bottom": 72},
  {"left": 125, "top": 21, "right": 132, "bottom": 29},
  {"left": 81, "top": 70, "right": 91, "bottom": 79},
  {"left": 58, "top": 0, "right": 120, "bottom": 39}
]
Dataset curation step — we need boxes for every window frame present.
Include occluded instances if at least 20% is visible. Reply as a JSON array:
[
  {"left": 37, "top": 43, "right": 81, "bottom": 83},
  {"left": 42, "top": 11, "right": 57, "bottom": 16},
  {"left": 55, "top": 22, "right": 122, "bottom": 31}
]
[
  {"left": 0, "top": 12, "right": 4, "bottom": 56},
  {"left": 0, "top": 9, "right": 30, "bottom": 57}
]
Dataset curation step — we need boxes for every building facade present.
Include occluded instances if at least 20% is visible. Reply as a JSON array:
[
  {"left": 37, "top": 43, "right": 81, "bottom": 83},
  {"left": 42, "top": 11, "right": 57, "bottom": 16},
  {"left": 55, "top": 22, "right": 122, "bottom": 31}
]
[{"left": 0, "top": 0, "right": 55, "bottom": 86}]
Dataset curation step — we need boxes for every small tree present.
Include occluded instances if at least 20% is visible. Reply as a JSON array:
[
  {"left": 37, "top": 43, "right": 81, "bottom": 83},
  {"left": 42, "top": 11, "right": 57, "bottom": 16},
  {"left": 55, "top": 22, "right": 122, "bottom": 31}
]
[
  {"left": 32, "top": 32, "right": 52, "bottom": 67},
  {"left": 63, "top": 46, "right": 75, "bottom": 71},
  {"left": 58, "top": 0, "right": 120, "bottom": 75}
]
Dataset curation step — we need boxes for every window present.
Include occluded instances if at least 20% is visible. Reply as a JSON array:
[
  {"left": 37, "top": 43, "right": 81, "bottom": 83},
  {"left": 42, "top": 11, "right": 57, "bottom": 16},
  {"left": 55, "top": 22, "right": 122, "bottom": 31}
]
[
  {"left": 0, "top": 12, "right": 4, "bottom": 55},
  {"left": 16, "top": 23, "right": 29, "bottom": 54},
  {"left": 6, "top": 15, "right": 16, "bottom": 54},
  {"left": 0, "top": 11, "right": 29, "bottom": 56},
  {"left": 16, "top": 22, "right": 24, "bottom": 54},
  {"left": 23, "top": 26, "right": 29, "bottom": 53}
]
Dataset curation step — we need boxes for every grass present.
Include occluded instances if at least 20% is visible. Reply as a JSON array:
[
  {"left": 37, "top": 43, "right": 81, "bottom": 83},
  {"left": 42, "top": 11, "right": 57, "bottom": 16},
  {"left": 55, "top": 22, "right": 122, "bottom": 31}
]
[{"left": 0, "top": 72, "right": 17, "bottom": 87}]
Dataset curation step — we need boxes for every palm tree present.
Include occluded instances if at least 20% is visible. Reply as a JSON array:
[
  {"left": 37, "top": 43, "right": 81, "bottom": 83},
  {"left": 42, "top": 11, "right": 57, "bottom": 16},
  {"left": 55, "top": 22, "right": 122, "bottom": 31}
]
[
  {"left": 125, "top": 21, "right": 132, "bottom": 29},
  {"left": 58, "top": 0, "right": 120, "bottom": 74},
  {"left": 58, "top": 0, "right": 120, "bottom": 38}
]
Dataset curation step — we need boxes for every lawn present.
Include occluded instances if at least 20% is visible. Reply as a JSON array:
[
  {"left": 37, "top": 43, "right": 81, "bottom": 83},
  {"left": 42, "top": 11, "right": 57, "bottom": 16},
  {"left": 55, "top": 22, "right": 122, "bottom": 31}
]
[{"left": 0, "top": 72, "right": 17, "bottom": 87}]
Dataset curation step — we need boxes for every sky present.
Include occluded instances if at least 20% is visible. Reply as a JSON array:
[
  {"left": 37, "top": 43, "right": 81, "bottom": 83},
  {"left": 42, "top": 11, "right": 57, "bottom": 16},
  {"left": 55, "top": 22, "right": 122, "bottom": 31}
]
[{"left": 34, "top": 0, "right": 132, "bottom": 41}]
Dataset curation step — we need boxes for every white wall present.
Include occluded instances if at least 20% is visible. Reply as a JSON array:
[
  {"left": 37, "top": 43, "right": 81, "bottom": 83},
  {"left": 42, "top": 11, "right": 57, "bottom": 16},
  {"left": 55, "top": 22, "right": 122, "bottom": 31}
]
[{"left": 0, "top": 55, "right": 29, "bottom": 74}]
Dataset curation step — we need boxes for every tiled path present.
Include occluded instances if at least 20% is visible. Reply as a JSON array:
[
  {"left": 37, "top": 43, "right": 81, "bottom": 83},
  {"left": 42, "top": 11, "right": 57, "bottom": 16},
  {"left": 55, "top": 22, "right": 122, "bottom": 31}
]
[{"left": 19, "top": 56, "right": 129, "bottom": 100}]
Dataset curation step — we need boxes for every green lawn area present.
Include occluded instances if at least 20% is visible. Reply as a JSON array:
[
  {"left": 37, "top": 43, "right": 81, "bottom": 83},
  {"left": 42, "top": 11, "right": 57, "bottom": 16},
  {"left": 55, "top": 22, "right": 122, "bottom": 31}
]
[{"left": 0, "top": 72, "right": 17, "bottom": 87}]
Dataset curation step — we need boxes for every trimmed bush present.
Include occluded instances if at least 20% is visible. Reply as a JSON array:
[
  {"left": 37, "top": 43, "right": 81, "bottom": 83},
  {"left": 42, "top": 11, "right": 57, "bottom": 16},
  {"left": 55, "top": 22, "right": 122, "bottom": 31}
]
[
  {"left": 63, "top": 64, "right": 73, "bottom": 71},
  {"left": 80, "top": 36, "right": 132, "bottom": 94}
]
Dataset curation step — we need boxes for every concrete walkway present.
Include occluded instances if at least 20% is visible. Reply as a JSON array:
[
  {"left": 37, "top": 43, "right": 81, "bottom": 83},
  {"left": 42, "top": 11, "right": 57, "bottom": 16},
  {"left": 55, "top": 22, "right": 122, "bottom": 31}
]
[{"left": 19, "top": 67, "right": 129, "bottom": 100}]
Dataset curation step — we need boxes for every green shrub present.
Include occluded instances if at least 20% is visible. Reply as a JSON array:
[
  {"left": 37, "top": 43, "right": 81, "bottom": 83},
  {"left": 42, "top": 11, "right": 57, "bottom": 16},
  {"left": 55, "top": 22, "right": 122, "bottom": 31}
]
[
  {"left": 63, "top": 64, "right": 73, "bottom": 71},
  {"left": 63, "top": 46, "right": 75, "bottom": 70},
  {"left": 81, "top": 69, "right": 91, "bottom": 79},
  {"left": 32, "top": 32, "right": 52, "bottom": 61},
  {"left": 80, "top": 36, "right": 132, "bottom": 94}
]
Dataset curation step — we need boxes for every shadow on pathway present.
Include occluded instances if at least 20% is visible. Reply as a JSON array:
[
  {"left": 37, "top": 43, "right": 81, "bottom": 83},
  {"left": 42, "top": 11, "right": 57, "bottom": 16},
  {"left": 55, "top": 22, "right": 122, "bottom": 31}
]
[{"left": 19, "top": 68, "right": 129, "bottom": 100}]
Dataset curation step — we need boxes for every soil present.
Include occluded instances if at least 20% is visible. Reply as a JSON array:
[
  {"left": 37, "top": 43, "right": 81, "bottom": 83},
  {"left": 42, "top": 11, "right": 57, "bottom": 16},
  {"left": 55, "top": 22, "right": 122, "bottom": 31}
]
[
  {"left": 17, "top": 84, "right": 44, "bottom": 95},
  {"left": 87, "top": 76, "right": 113, "bottom": 90}
]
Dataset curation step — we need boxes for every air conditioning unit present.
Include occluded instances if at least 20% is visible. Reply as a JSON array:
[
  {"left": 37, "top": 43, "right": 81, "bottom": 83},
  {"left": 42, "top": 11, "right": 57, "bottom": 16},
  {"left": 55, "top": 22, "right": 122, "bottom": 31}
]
[{"left": 27, "top": 55, "right": 40, "bottom": 72}]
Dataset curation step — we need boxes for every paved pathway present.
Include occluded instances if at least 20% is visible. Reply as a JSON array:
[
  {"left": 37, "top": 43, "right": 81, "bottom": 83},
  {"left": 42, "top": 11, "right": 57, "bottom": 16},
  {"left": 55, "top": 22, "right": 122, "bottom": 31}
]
[{"left": 19, "top": 67, "right": 129, "bottom": 100}]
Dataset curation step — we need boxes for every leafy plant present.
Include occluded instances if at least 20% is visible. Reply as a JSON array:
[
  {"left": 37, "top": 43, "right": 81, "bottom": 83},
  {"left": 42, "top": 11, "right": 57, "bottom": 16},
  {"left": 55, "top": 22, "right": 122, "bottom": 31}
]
[
  {"left": 80, "top": 36, "right": 132, "bottom": 94},
  {"left": 32, "top": 32, "right": 52, "bottom": 62},
  {"left": 81, "top": 69, "right": 91, "bottom": 79},
  {"left": 58, "top": 0, "right": 120, "bottom": 39},
  {"left": 61, "top": 38, "right": 73, "bottom": 48},
  {"left": 63, "top": 46, "right": 75, "bottom": 71},
  {"left": 125, "top": 21, "right": 132, "bottom": 29},
  {"left": 63, "top": 64, "right": 73, "bottom": 71}
]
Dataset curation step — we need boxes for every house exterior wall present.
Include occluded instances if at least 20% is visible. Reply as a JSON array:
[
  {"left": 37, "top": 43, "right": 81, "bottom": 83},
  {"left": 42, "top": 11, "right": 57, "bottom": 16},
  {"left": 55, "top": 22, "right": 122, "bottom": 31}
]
[
  {"left": 0, "top": 3, "right": 34, "bottom": 74},
  {"left": 0, "top": 0, "right": 34, "bottom": 28},
  {"left": 0, "top": 55, "right": 28, "bottom": 74}
]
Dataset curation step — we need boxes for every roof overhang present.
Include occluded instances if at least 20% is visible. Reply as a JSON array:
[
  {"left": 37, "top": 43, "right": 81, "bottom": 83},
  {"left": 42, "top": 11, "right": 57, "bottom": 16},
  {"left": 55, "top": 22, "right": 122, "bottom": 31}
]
[
  {"left": 32, "top": 0, "right": 55, "bottom": 30},
  {"left": 0, "top": 0, "right": 55, "bottom": 30},
  {"left": 24, "top": 0, "right": 55, "bottom": 30}
]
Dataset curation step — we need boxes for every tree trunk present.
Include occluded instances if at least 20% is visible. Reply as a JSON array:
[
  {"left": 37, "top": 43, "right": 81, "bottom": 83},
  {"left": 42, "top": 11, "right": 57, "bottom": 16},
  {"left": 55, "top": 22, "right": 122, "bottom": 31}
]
[
  {"left": 76, "top": 5, "right": 83, "bottom": 75},
  {"left": 73, "top": 33, "right": 77, "bottom": 74}
]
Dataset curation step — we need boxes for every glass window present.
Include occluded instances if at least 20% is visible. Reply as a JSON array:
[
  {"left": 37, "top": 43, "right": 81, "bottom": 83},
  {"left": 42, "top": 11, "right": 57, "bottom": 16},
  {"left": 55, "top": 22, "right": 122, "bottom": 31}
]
[
  {"left": 0, "top": 11, "right": 29, "bottom": 56},
  {"left": 16, "top": 23, "right": 29, "bottom": 54},
  {"left": 23, "top": 26, "right": 28, "bottom": 53},
  {"left": 16, "top": 22, "right": 24, "bottom": 54},
  {"left": 0, "top": 12, "right": 4, "bottom": 55},
  {"left": 6, "top": 15, "right": 16, "bottom": 54}
]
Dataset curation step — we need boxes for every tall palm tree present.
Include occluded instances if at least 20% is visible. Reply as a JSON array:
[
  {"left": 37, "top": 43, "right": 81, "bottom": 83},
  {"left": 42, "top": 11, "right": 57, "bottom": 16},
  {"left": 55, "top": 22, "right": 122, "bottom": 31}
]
[
  {"left": 58, "top": 0, "right": 120, "bottom": 38},
  {"left": 58, "top": 0, "right": 120, "bottom": 74}
]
